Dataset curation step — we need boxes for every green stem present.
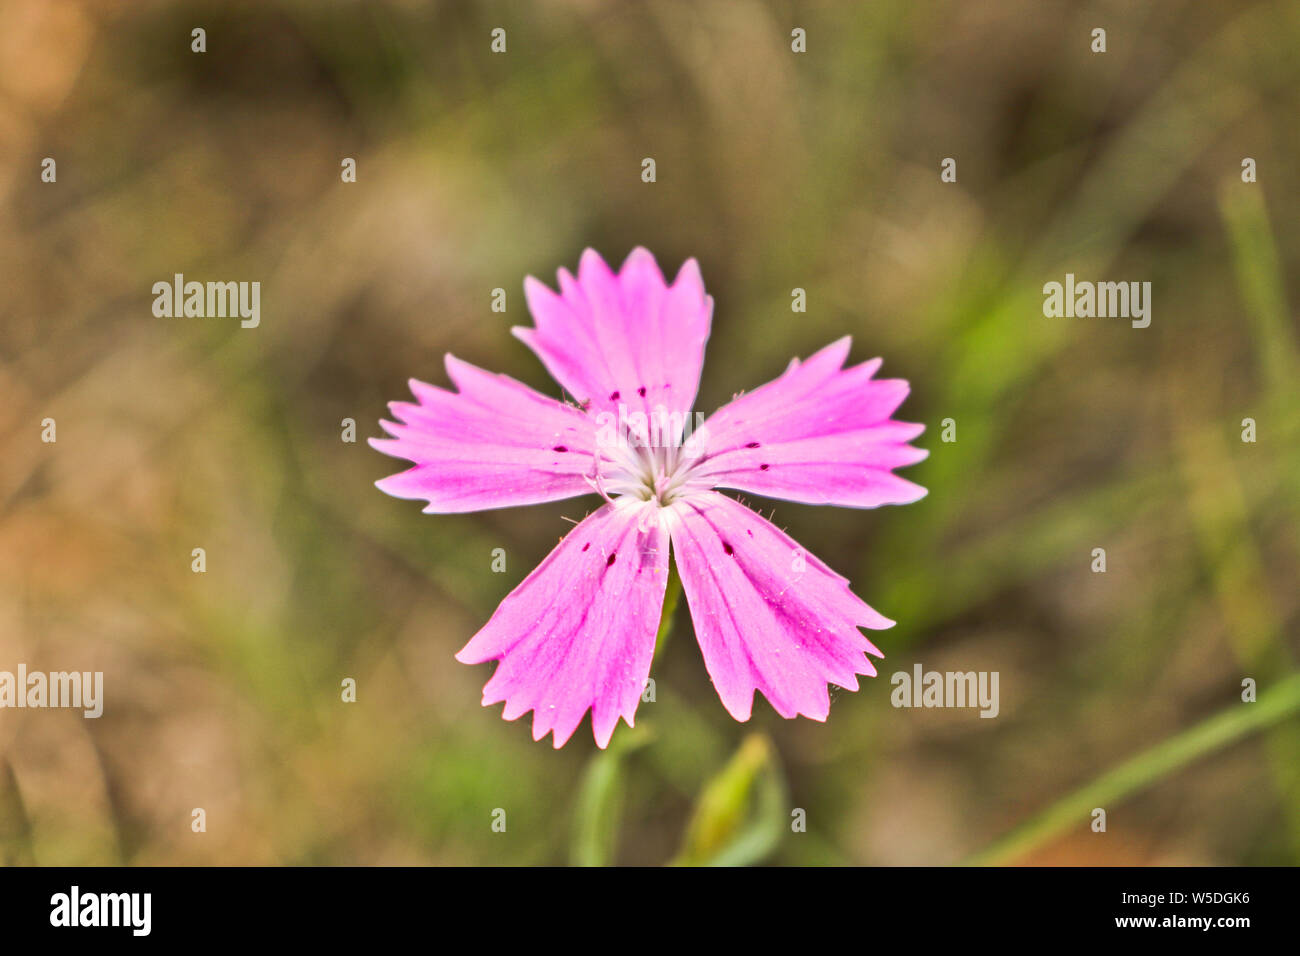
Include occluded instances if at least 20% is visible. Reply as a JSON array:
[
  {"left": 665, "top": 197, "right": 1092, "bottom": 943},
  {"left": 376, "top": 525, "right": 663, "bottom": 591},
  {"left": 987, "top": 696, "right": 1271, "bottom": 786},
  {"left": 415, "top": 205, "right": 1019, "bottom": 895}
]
[
  {"left": 963, "top": 672, "right": 1300, "bottom": 865},
  {"left": 654, "top": 562, "right": 682, "bottom": 657}
]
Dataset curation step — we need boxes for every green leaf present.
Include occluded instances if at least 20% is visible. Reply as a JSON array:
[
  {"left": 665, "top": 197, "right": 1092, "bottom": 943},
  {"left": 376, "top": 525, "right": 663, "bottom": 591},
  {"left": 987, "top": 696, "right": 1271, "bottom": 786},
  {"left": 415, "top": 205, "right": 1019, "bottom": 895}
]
[{"left": 672, "top": 733, "right": 788, "bottom": 867}]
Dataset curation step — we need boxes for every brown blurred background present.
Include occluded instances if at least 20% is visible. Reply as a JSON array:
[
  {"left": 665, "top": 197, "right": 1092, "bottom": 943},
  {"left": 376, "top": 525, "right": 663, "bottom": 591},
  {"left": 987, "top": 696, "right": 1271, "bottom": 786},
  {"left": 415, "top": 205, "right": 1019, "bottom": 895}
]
[{"left": 1, "top": 0, "right": 1298, "bottom": 865}]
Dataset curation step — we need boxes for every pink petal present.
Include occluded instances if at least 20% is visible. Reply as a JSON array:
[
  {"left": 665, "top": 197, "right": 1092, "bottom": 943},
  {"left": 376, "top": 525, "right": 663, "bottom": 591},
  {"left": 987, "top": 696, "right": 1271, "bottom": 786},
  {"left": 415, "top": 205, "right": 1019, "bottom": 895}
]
[
  {"left": 692, "top": 337, "right": 928, "bottom": 508},
  {"left": 370, "top": 354, "right": 598, "bottom": 513},
  {"left": 668, "top": 492, "right": 889, "bottom": 722},
  {"left": 514, "top": 248, "right": 713, "bottom": 438},
  {"left": 456, "top": 500, "right": 670, "bottom": 748}
]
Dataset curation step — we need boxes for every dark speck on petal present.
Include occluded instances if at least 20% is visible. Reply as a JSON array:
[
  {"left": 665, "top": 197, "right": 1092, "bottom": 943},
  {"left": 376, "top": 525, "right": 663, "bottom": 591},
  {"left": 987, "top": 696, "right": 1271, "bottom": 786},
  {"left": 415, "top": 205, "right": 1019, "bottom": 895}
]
[{"left": 606, "top": 552, "right": 617, "bottom": 566}]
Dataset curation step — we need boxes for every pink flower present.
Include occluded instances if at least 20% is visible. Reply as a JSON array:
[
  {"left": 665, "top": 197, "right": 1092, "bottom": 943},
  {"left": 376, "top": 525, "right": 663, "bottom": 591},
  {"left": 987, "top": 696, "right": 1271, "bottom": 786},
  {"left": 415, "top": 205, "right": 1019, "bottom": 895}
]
[{"left": 372, "top": 248, "right": 927, "bottom": 747}]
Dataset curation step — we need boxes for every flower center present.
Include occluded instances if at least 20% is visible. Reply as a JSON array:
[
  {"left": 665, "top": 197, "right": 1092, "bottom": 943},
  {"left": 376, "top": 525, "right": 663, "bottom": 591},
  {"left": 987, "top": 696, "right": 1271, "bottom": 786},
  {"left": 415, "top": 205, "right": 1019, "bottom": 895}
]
[{"left": 589, "top": 420, "right": 711, "bottom": 507}]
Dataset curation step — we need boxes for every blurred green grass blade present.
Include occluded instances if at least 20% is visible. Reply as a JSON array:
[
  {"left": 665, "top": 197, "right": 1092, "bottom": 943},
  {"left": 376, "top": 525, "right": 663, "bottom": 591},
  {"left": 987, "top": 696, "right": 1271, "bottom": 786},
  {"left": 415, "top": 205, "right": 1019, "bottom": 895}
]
[
  {"left": 569, "top": 752, "right": 624, "bottom": 867},
  {"left": 1219, "top": 183, "right": 1300, "bottom": 398},
  {"left": 568, "top": 728, "right": 651, "bottom": 867},
  {"left": 964, "top": 672, "right": 1300, "bottom": 865},
  {"left": 1172, "top": 396, "right": 1300, "bottom": 853},
  {"left": 672, "top": 733, "right": 787, "bottom": 867}
]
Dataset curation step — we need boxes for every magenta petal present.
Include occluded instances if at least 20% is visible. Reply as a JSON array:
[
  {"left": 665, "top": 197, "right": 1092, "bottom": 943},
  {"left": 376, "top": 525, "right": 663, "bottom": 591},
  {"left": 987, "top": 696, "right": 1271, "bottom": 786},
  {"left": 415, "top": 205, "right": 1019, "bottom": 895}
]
[
  {"left": 456, "top": 500, "right": 670, "bottom": 748},
  {"left": 369, "top": 355, "right": 598, "bottom": 513},
  {"left": 669, "top": 492, "right": 889, "bottom": 722},
  {"left": 694, "top": 337, "right": 928, "bottom": 508},
  {"left": 514, "top": 248, "right": 713, "bottom": 429}
]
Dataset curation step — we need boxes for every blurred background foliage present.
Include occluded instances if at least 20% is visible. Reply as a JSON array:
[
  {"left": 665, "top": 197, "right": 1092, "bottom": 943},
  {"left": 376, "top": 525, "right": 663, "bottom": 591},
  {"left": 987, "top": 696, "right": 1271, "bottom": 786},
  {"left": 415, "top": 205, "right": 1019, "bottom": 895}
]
[{"left": 1, "top": 0, "right": 1298, "bottom": 865}]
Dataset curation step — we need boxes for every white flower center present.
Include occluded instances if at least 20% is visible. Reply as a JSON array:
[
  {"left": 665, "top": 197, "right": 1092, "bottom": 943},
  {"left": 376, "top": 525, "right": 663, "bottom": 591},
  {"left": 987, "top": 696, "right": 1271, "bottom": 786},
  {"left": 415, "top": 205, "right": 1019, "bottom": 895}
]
[{"left": 589, "top": 421, "right": 712, "bottom": 508}]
